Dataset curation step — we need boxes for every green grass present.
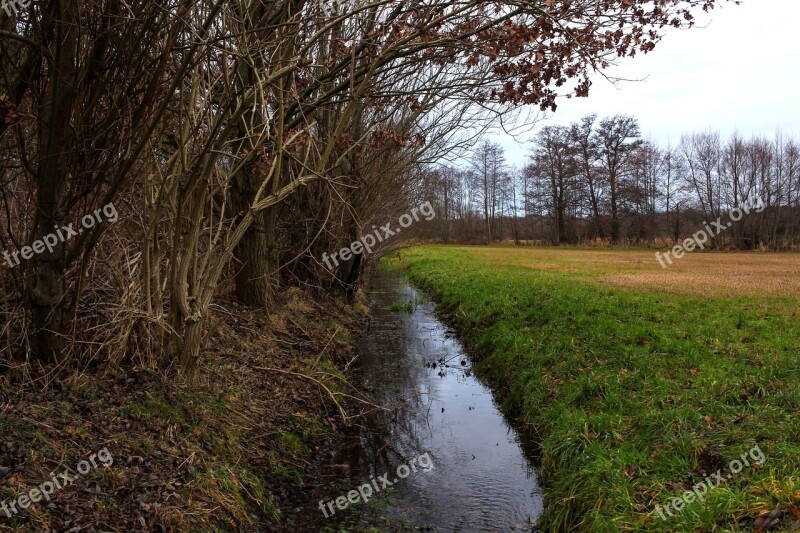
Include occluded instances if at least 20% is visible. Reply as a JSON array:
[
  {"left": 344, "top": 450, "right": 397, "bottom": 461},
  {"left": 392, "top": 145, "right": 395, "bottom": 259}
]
[
  {"left": 390, "top": 300, "right": 416, "bottom": 313},
  {"left": 395, "top": 245, "right": 800, "bottom": 532}
]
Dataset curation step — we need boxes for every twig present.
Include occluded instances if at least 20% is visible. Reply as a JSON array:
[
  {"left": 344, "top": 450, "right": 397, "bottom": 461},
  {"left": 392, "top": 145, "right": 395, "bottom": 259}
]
[
  {"left": 287, "top": 317, "right": 311, "bottom": 339},
  {"left": 256, "top": 366, "right": 348, "bottom": 422},
  {"left": 315, "top": 326, "right": 341, "bottom": 363}
]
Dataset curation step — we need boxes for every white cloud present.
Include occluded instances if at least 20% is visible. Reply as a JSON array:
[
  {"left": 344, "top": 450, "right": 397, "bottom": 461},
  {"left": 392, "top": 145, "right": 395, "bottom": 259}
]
[{"left": 497, "top": 0, "right": 800, "bottom": 167}]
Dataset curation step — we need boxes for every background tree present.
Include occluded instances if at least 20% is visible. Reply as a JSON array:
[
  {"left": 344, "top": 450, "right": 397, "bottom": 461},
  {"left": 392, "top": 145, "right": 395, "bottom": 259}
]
[
  {"left": 471, "top": 140, "right": 507, "bottom": 243},
  {"left": 595, "top": 115, "right": 642, "bottom": 245},
  {"left": 571, "top": 114, "right": 606, "bottom": 241},
  {"left": 527, "top": 126, "right": 578, "bottom": 245}
]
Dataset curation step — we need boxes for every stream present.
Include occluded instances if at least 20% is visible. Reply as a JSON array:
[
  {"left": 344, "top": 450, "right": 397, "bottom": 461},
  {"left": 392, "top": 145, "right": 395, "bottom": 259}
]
[{"left": 339, "top": 267, "right": 544, "bottom": 532}]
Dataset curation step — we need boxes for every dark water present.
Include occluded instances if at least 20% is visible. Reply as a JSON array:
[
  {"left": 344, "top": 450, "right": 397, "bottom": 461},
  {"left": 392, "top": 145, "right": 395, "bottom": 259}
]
[{"left": 342, "top": 267, "right": 543, "bottom": 532}]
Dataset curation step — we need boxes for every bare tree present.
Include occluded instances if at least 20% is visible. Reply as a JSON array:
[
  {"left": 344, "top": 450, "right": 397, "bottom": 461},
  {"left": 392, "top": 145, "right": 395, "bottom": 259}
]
[
  {"left": 471, "top": 141, "right": 508, "bottom": 243},
  {"left": 571, "top": 115, "right": 605, "bottom": 241},
  {"left": 528, "top": 126, "right": 578, "bottom": 245},
  {"left": 595, "top": 116, "right": 641, "bottom": 245}
]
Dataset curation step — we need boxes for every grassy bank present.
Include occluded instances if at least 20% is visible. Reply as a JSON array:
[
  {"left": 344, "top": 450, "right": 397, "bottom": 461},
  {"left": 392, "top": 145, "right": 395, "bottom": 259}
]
[
  {"left": 0, "top": 289, "right": 369, "bottom": 532},
  {"left": 397, "top": 245, "right": 800, "bottom": 532}
]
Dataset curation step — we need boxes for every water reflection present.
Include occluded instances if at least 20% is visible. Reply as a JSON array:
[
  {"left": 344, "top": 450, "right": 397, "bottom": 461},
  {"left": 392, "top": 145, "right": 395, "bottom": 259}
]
[{"left": 344, "top": 268, "right": 544, "bottom": 532}]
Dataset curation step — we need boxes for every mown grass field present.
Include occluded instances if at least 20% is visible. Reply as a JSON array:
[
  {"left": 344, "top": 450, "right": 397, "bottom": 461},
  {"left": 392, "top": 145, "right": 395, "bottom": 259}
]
[{"left": 394, "top": 246, "right": 800, "bottom": 532}]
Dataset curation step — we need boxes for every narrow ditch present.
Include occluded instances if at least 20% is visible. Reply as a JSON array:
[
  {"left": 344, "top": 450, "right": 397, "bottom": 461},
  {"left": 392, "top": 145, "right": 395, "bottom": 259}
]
[{"left": 329, "top": 267, "right": 544, "bottom": 532}]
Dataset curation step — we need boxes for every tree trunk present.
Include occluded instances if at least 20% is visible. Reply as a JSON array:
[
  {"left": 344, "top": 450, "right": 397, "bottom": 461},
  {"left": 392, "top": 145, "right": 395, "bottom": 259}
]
[
  {"left": 28, "top": 0, "right": 80, "bottom": 362},
  {"left": 233, "top": 209, "right": 270, "bottom": 306},
  {"left": 610, "top": 173, "right": 620, "bottom": 245},
  {"left": 230, "top": 151, "right": 272, "bottom": 306},
  {"left": 262, "top": 204, "right": 281, "bottom": 305},
  {"left": 180, "top": 319, "right": 203, "bottom": 379},
  {"left": 230, "top": 49, "right": 272, "bottom": 307},
  {"left": 443, "top": 185, "right": 450, "bottom": 243}
]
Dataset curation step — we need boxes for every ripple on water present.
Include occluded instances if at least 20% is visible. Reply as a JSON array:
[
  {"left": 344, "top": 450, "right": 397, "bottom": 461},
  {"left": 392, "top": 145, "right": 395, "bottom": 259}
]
[{"left": 343, "top": 269, "right": 544, "bottom": 532}]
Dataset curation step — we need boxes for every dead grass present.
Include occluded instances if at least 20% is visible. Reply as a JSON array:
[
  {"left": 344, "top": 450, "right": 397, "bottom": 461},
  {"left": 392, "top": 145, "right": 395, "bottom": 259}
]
[
  {"left": 449, "top": 246, "right": 800, "bottom": 298},
  {"left": 0, "top": 289, "right": 370, "bottom": 532}
]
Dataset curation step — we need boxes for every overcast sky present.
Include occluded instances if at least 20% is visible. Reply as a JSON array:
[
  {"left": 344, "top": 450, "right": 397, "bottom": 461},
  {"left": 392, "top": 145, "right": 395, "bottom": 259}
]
[{"left": 496, "top": 0, "right": 800, "bottom": 167}]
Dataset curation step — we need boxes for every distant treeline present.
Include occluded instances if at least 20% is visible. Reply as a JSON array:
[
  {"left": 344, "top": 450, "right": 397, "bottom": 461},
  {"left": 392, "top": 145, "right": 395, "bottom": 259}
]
[{"left": 418, "top": 115, "right": 800, "bottom": 249}]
